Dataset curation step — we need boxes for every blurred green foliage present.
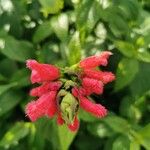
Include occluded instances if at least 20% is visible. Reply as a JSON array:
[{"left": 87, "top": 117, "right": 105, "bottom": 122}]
[{"left": 0, "top": 0, "right": 150, "bottom": 150}]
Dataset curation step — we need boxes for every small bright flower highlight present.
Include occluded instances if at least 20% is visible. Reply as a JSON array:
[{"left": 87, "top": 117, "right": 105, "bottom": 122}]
[{"left": 25, "top": 51, "right": 115, "bottom": 132}]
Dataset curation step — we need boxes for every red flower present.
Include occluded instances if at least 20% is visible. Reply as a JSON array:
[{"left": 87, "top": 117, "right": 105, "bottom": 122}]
[
  {"left": 26, "top": 91, "right": 57, "bottom": 121},
  {"left": 26, "top": 60, "right": 60, "bottom": 83},
  {"left": 82, "top": 77, "right": 103, "bottom": 95},
  {"left": 25, "top": 51, "right": 115, "bottom": 132},
  {"left": 79, "top": 51, "right": 112, "bottom": 69},
  {"left": 72, "top": 87, "right": 107, "bottom": 118},
  {"left": 72, "top": 87, "right": 88, "bottom": 97},
  {"left": 30, "top": 81, "right": 62, "bottom": 97},
  {"left": 79, "top": 96, "right": 107, "bottom": 118},
  {"left": 83, "top": 69, "right": 115, "bottom": 84}
]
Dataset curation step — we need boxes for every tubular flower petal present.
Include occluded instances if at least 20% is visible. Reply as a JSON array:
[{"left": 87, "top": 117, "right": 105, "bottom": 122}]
[
  {"left": 67, "top": 116, "right": 79, "bottom": 132},
  {"left": 82, "top": 78, "right": 103, "bottom": 95},
  {"left": 26, "top": 91, "right": 57, "bottom": 121},
  {"left": 26, "top": 60, "right": 60, "bottom": 83},
  {"left": 83, "top": 69, "right": 115, "bottom": 84},
  {"left": 79, "top": 96, "right": 107, "bottom": 118},
  {"left": 71, "top": 87, "right": 78, "bottom": 97},
  {"left": 46, "top": 92, "right": 58, "bottom": 118},
  {"left": 25, "top": 101, "right": 38, "bottom": 122},
  {"left": 72, "top": 87, "right": 88, "bottom": 97},
  {"left": 30, "top": 81, "right": 62, "bottom": 97},
  {"left": 79, "top": 51, "right": 112, "bottom": 69}
]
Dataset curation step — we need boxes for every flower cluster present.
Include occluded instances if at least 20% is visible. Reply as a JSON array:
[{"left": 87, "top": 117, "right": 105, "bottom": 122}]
[{"left": 25, "top": 51, "right": 115, "bottom": 131}]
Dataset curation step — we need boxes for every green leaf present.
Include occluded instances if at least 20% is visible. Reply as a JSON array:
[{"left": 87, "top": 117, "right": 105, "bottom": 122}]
[
  {"left": 33, "top": 21, "right": 52, "bottom": 43},
  {"left": 138, "top": 13, "right": 150, "bottom": 36},
  {"left": 0, "top": 90, "right": 23, "bottom": 116},
  {"left": 0, "top": 58, "right": 18, "bottom": 78},
  {"left": 0, "top": 122, "right": 31, "bottom": 149},
  {"left": 68, "top": 32, "right": 81, "bottom": 65},
  {"left": 0, "top": 82, "right": 17, "bottom": 96},
  {"left": 87, "top": 122, "right": 115, "bottom": 138},
  {"left": 0, "top": 35, "right": 35, "bottom": 62},
  {"left": 10, "top": 69, "right": 30, "bottom": 87},
  {"left": 130, "top": 129, "right": 150, "bottom": 150},
  {"left": 112, "top": 135, "right": 130, "bottom": 150},
  {"left": 57, "top": 124, "right": 77, "bottom": 150},
  {"left": 138, "top": 123, "right": 150, "bottom": 140},
  {"left": 75, "top": 132, "right": 102, "bottom": 150},
  {"left": 104, "top": 136, "right": 116, "bottom": 150},
  {"left": 38, "top": 42, "right": 60, "bottom": 64},
  {"left": 0, "top": 74, "right": 6, "bottom": 81},
  {"left": 103, "top": 6, "right": 129, "bottom": 37},
  {"left": 115, "top": 58, "right": 139, "bottom": 91},
  {"left": 117, "top": 0, "right": 140, "bottom": 21},
  {"left": 130, "top": 141, "right": 140, "bottom": 150},
  {"left": 130, "top": 62, "right": 150, "bottom": 97},
  {"left": 35, "top": 118, "right": 77, "bottom": 150},
  {"left": 115, "top": 41, "right": 136, "bottom": 57},
  {"left": 33, "top": 118, "right": 52, "bottom": 150},
  {"left": 120, "top": 98, "right": 142, "bottom": 123},
  {"left": 88, "top": 1, "right": 103, "bottom": 30},
  {"left": 137, "top": 49, "right": 150, "bottom": 63},
  {"left": 102, "top": 114, "right": 131, "bottom": 134},
  {"left": 51, "top": 13, "right": 69, "bottom": 42},
  {"left": 39, "top": 0, "right": 64, "bottom": 17},
  {"left": 76, "top": 1, "right": 102, "bottom": 37},
  {"left": 134, "top": 124, "right": 150, "bottom": 149},
  {"left": 76, "top": 0, "right": 94, "bottom": 29}
]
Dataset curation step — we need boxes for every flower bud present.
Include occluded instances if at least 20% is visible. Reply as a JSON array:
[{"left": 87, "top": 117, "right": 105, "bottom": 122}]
[
  {"left": 60, "top": 92, "right": 79, "bottom": 125},
  {"left": 79, "top": 96, "right": 107, "bottom": 118},
  {"left": 82, "top": 77, "right": 103, "bottom": 95},
  {"left": 26, "top": 60, "right": 60, "bottom": 83},
  {"left": 79, "top": 51, "right": 112, "bottom": 69},
  {"left": 26, "top": 91, "right": 57, "bottom": 121},
  {"left": 30, "top": 81, "right": 62, "bottom": 97},
  {"left": 83, "top": 69, "right": 115, "bottom": 84},
  {"left": 64, "top": 80, "right": 77, "bottom": 90}
]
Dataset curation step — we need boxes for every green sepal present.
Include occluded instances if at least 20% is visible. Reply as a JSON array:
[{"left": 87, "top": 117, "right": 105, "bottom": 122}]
[{"left": 64, "top": 80, "right": 77, "bottom": 90}]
